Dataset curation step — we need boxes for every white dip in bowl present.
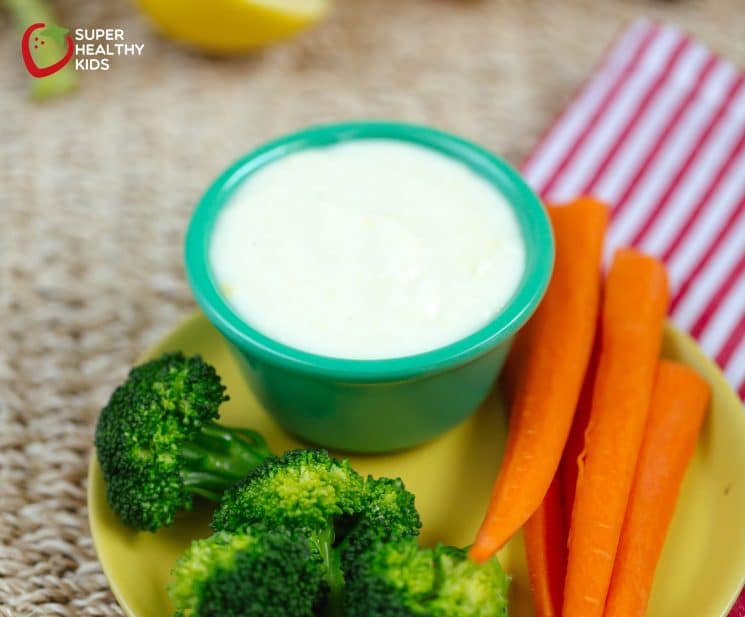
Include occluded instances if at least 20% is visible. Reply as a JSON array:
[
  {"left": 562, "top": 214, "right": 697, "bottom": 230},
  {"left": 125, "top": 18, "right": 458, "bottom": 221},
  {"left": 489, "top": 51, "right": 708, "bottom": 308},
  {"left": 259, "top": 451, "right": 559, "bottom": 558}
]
[{"left": 210, "top": 139, "right": 525, "bottom": 360}]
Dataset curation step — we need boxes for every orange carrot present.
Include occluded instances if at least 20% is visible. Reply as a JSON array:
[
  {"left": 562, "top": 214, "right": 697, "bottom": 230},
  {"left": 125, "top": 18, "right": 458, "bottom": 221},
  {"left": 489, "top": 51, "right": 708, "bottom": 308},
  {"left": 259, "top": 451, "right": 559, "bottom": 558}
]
[
  {"left": 499, "top": 324, "right": 532, "bottom": 409},
  {"left": 604, "top": 361, "right": 710, "bottom": 617},
  {"left": 469, "top": 197, "right": 608, "bottom": 562},
  {"left": 524, "top": 313, "right": 600, "bottom": 617},
  {"left": 560, "top": 318, "right": 601, "bottom": 518},
  {"left": 523, "top": 473, "right": 567, "bottom": 617},
  {"left": 562, "top": 249, "right": 669, "bottom": 617}
]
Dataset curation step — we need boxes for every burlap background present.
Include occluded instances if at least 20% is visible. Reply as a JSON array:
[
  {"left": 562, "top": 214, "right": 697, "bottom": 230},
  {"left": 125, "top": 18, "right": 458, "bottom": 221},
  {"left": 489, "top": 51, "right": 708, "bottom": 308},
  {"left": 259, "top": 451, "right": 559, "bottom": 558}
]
[{"left": 1, "top": 0, "right": 743, "bottom": 614}]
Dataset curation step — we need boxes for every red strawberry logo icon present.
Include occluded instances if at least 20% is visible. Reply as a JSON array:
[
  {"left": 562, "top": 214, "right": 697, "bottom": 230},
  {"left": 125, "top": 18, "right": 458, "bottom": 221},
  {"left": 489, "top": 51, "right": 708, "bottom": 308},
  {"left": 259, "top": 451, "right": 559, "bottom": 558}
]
[{"left": 22, "top": 22, "right": 74, "bottom": 78}]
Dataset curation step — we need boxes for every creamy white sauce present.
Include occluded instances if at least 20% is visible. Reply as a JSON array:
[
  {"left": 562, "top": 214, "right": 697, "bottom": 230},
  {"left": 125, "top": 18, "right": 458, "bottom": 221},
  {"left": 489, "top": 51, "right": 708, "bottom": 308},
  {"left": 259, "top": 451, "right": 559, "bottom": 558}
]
[{"left": 210, "top": 140, "right": 525, "bottom": 359}]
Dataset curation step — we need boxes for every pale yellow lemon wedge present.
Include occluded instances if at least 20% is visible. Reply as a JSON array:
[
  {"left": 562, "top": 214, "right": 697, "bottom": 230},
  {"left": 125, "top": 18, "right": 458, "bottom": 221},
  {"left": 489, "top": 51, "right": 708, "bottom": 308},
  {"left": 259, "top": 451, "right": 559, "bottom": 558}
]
[{"left": 136, "top": 0, "right": 331, "bottom": 54}]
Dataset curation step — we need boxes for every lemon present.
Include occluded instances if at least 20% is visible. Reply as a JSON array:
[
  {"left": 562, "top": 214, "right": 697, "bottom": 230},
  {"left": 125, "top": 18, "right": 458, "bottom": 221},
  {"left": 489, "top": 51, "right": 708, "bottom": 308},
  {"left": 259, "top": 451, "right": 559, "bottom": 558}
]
[{"left": 136, "top": 0, "right": 331, "bottom": 54}]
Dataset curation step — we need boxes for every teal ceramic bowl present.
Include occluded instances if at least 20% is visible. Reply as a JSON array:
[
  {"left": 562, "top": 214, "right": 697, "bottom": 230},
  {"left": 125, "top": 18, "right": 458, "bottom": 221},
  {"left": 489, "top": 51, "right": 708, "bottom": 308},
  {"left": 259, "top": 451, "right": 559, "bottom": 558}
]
[{"left": 185, "top": 121, "right": 553, "bottom": 453}]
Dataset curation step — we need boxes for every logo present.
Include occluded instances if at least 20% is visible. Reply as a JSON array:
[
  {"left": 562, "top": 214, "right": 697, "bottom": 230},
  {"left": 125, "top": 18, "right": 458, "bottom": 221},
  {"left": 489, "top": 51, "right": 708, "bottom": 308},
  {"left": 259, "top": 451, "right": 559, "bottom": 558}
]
[
  {"left": 21, "top": 25, "right": 145, "bottom": 76},
  {"left": 22, "top": 22, "right": 74, "bottom": 77}
]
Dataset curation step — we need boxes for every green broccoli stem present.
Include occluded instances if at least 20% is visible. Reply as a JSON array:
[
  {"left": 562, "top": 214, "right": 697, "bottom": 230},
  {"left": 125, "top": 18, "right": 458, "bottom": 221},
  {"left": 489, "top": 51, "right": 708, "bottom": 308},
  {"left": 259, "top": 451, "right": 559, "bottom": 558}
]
[
  {"left": 180, "top": 424, "right": 273, "bottom": 501},
  {"left": 325, "top": 550, "right": 345, "bottom": 617},
  {"left": 308, "top": 524, "right": 345, "bottom": 617}
]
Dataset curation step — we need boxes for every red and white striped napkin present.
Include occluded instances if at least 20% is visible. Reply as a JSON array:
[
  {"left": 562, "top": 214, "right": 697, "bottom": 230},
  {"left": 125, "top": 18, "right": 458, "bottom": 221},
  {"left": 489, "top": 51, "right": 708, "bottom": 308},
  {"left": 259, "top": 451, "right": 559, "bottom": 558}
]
[{"left": 521, "top": 20, "right": 745, "bottom": 402}]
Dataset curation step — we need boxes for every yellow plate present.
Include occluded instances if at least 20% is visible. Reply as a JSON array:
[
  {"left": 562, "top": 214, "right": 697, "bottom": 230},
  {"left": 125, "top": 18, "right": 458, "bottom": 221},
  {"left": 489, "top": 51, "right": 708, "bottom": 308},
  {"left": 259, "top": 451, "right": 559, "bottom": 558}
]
[{"left": 88, "top": 311, "right": 745, "bottom": 617}]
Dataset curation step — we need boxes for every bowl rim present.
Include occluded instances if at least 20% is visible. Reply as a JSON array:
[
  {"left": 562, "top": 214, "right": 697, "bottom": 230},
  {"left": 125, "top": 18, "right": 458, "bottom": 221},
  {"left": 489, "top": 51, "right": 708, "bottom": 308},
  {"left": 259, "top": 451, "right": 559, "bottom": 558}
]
[{"left": 184, "top": 120, "right": 554, "bottom": 381}]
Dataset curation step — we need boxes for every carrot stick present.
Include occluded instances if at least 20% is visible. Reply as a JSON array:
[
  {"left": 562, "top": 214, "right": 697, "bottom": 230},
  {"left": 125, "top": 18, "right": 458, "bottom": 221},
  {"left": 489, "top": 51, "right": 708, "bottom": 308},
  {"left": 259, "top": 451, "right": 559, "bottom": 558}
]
[
  {"left": 469, "top": 197, "right": 608, "bottom": 562},
  {"left": 499, "top": 325, "right": 532, "bottom": 409},
  {"left": 562, "top": 249, "right": 669, "bottom": 617},
  {"left": 560, "top": 318, "right": 601, "bottom": 519},
  {"left": 525, "top": 305, "right": 601, "bottom": 617},
  {"left": 523, "top": 473, "right": 567, "bottom": 617},
  {"left": 604, "top": 361, "right": 710, "bottom": 617}
]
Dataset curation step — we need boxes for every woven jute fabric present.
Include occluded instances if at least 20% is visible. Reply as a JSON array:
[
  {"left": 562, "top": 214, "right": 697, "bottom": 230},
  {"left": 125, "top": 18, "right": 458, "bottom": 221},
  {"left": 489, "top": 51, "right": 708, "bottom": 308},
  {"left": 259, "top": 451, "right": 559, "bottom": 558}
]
[{"left": 1, "top": 1, "right": 743, "bottom": 615}]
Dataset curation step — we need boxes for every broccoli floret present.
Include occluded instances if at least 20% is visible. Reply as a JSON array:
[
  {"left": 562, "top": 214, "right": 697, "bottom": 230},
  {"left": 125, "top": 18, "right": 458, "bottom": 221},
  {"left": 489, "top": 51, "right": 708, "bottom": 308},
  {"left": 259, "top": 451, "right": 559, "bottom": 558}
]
[
  {"left": 95, "top": 352, "right": 272, "bottom": 531},
  {"left": 343, "top": 538, "right": 437, "bottom": 617},
  {"left": 343, "top": 539, "right": 509, "bottom": 617},
  {"left": 340, "top": 476, "right": 423, "bottom": 570},
  {"left": 212, "top": 453, "right": 421, "bottom": 545},
  {"left": 430, "top": 545, "right": 510, "bottom": 617},
  {"left": 169, "top": 528, "right": 325, "bottom": 617},
  {"left": 212, "top": 449, "right": 365, "bottom": 532},
  {"left": 345, "top": 476, "right": 422, "bottom": 548},
  {"left": 359, "top": 477, "right": 422, "bottom": 539},
  {"left": 211, "top": 449, "right": 365, "bottom": 615},
  {"left": 212, "top": 450, "right": 422, "bottom": 616}
]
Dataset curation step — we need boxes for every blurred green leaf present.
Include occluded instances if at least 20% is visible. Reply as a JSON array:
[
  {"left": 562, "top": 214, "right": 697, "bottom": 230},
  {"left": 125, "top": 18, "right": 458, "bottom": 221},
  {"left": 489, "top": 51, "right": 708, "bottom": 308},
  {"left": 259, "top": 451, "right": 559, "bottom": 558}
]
[{"left": 4, "top": 0, "right": 78, "bottom": 100}]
